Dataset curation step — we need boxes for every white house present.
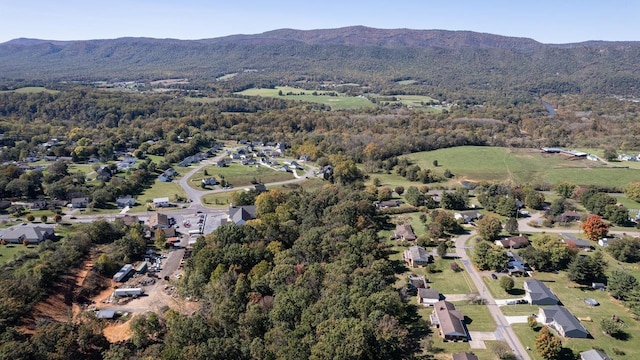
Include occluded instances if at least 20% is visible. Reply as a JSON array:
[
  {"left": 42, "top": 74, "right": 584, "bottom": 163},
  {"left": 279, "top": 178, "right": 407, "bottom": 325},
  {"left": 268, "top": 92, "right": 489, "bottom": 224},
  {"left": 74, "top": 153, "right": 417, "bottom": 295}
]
[{"left": 153, "top": 197, "right": 170, "bottom": 208}]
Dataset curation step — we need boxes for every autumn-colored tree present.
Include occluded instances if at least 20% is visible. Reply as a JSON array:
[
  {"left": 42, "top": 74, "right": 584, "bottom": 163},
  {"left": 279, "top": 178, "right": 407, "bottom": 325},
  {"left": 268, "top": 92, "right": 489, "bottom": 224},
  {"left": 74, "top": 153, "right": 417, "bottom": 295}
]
[
  {"left": 535, "top": 326, "right": 562, "bottom": 360},
  {"left": 624, "top": 182, "right": 640, "bottom": 202},
  {"left": 477, "top": 215, "right": 503, "bottom": 241},
  {"left": 581, "top": 214, "right": 609, "bottom": 241},
  {"left": 53, "top": 214, "right": 62, "bottom": 223},
  {"left": 0, "top": 238, "right": 6, "bottom": 246},
  {"left": 26, "top": 214, "right": 35, "bottom": 222}
]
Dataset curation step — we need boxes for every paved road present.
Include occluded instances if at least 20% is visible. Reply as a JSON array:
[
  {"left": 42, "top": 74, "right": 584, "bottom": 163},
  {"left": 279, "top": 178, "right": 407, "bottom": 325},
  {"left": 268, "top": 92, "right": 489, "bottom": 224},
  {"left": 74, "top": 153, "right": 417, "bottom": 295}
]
[
  {"left": 455, "top": 231, "right": 531, "bottom": 360},
  {"left": 517, "top": 211, "right": 640, "bottom": 237}
]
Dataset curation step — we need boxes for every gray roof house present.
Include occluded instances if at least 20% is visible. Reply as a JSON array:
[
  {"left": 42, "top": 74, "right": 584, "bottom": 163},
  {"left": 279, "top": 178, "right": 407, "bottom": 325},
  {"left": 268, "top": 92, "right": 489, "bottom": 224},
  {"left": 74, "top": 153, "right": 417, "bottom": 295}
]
[
  {"left": 1, "top": 224, "right": 55, "bottom": 244},
  {"left": 71, "top": 197, "right": 89, "bottom": 208},
  {"left": 228, "top": 205, "right": 257, "bottom": 225},
  {"left": 116, "top": 195, "right": 136, "bottom": 208},
  {"left": 538, "top": 305, "right": 589, "bottom": 338},
  {"left": 524, "top": 279, "right": 560, "bottom": 305},
  {"left": 580, "top": 349, "right": 611, "bottom": 360},
  {"left": 430, "top": 300, "right": 468, "bottom": 341},
  {"left": 404, "top": 245, "right": 433, "bottom": 268},
  {"left": 418, "top": 288, "right": 441, "bottom": 306},
  {"left": 561, "top": 233, "right": 593, "bottom": 250}
]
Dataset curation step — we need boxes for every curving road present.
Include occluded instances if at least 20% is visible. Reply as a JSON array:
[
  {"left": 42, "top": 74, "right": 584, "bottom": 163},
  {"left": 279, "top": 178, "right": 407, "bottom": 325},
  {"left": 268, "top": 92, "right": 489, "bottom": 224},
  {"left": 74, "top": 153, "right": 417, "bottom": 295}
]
[{"left": 455, "top": 231, "right": 531, "bottom": 360}]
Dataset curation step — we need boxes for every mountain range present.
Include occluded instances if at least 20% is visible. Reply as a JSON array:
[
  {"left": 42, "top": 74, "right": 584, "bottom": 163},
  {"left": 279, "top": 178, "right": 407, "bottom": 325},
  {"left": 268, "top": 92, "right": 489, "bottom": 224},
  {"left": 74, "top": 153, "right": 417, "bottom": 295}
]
[{"left": 1, "top": 26, "right": 639, "bottom": 95}]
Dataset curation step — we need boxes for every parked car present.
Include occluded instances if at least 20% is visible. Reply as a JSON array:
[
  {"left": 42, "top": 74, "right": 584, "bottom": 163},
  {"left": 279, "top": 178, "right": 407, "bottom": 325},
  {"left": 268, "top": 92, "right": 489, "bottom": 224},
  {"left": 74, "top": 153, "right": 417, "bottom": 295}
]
[{"left": 491, "top": 273, "right": 498, "bottom": 280}]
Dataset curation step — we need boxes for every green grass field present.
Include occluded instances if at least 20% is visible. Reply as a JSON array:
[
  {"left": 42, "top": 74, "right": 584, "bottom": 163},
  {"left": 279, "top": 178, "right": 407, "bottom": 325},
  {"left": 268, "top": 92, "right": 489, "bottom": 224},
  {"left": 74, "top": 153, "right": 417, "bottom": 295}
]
[
  {"left": 128, "top": 180, "right": 187, "bottom": 212},
  {"left": 399, "top": 146, "right": 640, "bottom": 189},
  {"left": 235, "top": 86, "right": 375, "bottom": 110},
  {"left": 0, "top": 244, "right": 36, "bottom": 265},
  {"left": 189, "top": 163, "right": 294, "bottom": 189},
  {"left": 0, "top": 86, "right": 59, "bottom": 94}
]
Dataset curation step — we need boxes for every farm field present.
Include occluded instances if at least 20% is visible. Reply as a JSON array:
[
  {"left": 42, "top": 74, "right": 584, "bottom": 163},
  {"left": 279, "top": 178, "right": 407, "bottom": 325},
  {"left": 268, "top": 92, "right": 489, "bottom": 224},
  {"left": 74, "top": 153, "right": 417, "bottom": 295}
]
[
  {"left": 400, "top": 146, "right": 640, "bottom": 189},
  {"left": 0, "top": 86, "right": 59, "bottom": 94},
  {"left": 235, "top": 86, "right": 375, "bottom": 110}
]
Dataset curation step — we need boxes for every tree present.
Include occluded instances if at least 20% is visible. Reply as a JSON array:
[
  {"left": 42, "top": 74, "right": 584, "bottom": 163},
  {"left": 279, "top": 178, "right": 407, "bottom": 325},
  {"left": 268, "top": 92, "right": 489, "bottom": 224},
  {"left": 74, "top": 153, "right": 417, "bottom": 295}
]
[
  {"left": 555, "top": 181, "right": 576, "bottom": 199},
  {"left": 624, "top": 182, "right": 640, "bottom": 202},
  {"left": 567, "top": 251, "right": 607, "bottom": 285},
  {"left": 505, "top": 217, "right": 519, "bottom": 234},
  {"left": 26, "top": 214, "right": 35, "bottom": 222},
  {"left": 473, "top": 241, "right": 493, "bottom": 270},
  {"left": 581, "top": 215, "right": 609, "bottom": 241},
  {"left": 404, "top": 186, "right": 424, "bottom": 207},
  {"left": 154, "top": 228, "right": 167, "bottom": 249},
  {"left": 40, "top": 215, "right": 48, "bottom": 223},
  {"left": 524, "top": 190, "right": 545, "bottom": 210},
  {"left": 603, "top": 148, "right": 618, "bottom": 161},
  {"left": 535, "top": 326, "right": 562, "bottom": 360},
  {"left": 53, "top": 214, "right": 62, "bottom": 223},
  {"left": 477, "top": 215, "right": 502, "bottom": 241},
  {"left": 606, "top": 236, "right": 640, "bottom": 262},
  {"left": 607, "top": 269, "right": 639, "bottom": 300},
  {"left": 433, "top": 160, "right": 438, "bottom": 167},
  {"left": 436, "top": 242, "right": 448, "bottom": 258},
  {"left": 499, "top": 276, "right": 515, "bottom": 292},
  {"left": 600, "top": 318, "right": 623, "bottom": 337},
  {"left": 394, "top": 186, "right": 404, "bottom": 196}
]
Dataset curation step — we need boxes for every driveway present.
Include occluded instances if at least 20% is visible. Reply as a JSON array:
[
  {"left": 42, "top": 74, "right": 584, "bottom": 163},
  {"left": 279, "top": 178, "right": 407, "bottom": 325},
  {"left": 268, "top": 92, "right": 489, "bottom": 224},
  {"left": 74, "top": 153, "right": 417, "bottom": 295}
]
[
  {"left": 468, "top": 331, "right": 497, "bottom": 349},
  {"left": 505, "top": 316, "right": 530, "bottom": 324}
]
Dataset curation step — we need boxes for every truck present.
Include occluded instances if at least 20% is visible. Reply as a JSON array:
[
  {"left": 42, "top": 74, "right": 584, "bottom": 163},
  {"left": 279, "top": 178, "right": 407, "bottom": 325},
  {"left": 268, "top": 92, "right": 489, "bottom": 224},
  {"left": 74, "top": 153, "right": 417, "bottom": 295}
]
[{"left": 114, "top": 288, "right": 144, "bottom": 298}]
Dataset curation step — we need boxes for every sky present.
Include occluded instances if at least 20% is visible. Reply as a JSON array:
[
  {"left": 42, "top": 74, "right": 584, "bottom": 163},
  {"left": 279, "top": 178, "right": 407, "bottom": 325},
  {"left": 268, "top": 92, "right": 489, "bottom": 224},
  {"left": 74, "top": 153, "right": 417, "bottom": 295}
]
[{"left": 1, "top": 0, "right": 639, "bottom": 44}]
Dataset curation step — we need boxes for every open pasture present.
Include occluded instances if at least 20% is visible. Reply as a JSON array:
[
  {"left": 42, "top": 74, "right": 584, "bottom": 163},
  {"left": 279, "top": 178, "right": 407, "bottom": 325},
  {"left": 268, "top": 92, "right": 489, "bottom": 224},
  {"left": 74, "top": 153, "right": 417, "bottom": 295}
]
[{"left": 235, "top": 86, "right": 374, "bottom": 110}]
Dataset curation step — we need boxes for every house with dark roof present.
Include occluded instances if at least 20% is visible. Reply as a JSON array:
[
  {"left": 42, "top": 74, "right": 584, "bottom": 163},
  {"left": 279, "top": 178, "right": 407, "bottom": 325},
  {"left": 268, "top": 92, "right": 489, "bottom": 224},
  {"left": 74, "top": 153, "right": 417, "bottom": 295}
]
[
  {"left": 0, "top": 224, "right": 55, "bottom": 244},
  {"left": 404, "top": 245, "right": 433, "bottom": 268},
  {"left": 118, "top": 214, "right": 141, "bottom": 226},
  {"left": 580, "top": 349, "right": 611, "bottom": 360},
  {"left": 408, "top": 274, "right": 427, "bottom": 289},
  {"left": 116, "top": 195, "right": 136, "bottom": 208},
  {"left": 418, "top": 288, "right": 441, "bottom": 306},
  {"left": 71, "top": 197, "right": 89, "bottom": 208},
  {"left": 561, "top": 233, "right": 593, "bottom": 250},
  {"left": 538, "top": 306, "right": 589, "bottom": 338},
  {"left": 228, "top": 205, "right": 256, "bottom": 225},
  {"left": 524, "top": 279, "right": 559, "bottom": 305},
  {"left": 430, "top": 300, "right": 468, "bottom": 341},
  {"left": 452, "top": 353, "right": 479, "bottom": 360},
  {"left": 495, "top": 234, "right": 529, "bottom": 249},
  {"left": 557, "top": 211, "right": 582, "bottom": 223},
  {"left": 393, "top": 223, "right": 417, "bottom": 241},
  {"left": 376, "top": 200, "right": 401, "bottom": 209}
]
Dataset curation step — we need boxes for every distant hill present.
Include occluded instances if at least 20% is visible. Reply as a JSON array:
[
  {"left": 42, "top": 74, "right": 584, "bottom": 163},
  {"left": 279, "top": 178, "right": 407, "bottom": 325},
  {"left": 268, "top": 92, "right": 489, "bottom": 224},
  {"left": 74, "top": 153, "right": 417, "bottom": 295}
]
[{"left": 1, "top": 26, "right": 640, "bottom": 95}]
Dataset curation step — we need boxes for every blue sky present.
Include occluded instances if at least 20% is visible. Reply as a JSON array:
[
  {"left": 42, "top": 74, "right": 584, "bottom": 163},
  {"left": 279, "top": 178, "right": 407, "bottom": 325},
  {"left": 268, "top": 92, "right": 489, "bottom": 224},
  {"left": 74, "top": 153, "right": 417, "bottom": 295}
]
[{"left": 1, "top": 0, "right": 638, "bottom": 44}]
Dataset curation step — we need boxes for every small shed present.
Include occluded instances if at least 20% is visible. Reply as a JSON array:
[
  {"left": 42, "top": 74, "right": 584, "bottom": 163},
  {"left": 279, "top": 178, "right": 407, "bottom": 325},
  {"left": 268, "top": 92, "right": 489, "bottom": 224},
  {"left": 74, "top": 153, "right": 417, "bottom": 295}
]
[{"left": 592, "top": 282, "right": 606, "bottom": 291}]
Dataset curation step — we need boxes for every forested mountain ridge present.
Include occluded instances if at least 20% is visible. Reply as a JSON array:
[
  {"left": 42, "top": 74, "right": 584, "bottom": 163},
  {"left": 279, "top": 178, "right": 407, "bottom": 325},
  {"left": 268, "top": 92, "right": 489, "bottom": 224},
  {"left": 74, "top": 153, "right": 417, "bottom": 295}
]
[{"left": 1, "top": 26, "right": 640, "bottom": 96}]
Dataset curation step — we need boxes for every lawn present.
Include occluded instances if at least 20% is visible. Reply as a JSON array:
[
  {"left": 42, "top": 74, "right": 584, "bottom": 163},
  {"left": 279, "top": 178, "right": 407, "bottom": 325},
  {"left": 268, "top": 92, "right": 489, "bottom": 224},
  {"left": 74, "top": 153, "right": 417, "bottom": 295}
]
[
  {"left": 128, "top": 180, "right": 187, "bottom": 212},
  {"left": 482, "top": 275, "right": 526, "bottom": 299},
  {"left": 234, "top": 86, "right": 375, "bottom": 110},
  {"left": 404, "top": 146, "right": 640, "bottom": 188},
  {"left": 0, "top": 244, "right": 36, "bottom": 264},
  {"left": 424, "top": 257, "right": 477, "bottom": 294},
  {"left": 189, "top": 163, "right": 294, "bottom": 189}
]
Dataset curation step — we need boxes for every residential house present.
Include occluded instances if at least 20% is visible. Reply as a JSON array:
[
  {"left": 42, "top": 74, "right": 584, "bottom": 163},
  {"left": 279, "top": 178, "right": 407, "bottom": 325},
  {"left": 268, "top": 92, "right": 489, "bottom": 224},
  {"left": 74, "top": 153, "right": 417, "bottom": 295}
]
[
  {"left": 299, "top": 154, "right": 311, "bottom": 162},
  {"left": 96, "top": 166, "right": 113, "bottom": 181},
  {"left": 202, "top": 177, "right": 218, "bottom": 186},
  {"left": 71, "top": 197, "right": 89, "bottom": 208},
  {"left": 253, "top": 183, "right": 267, "bottom": 193},
  {"left": 116, "top": 195, "right": 136, "bottom": 208},
  {"left": 0, "top": 224, "right": 55, "bottom": 244},
  {"left": 538, "top": 305, "right": 589, "bottom": 338},
  {"left": 376, "top": 200, "right": 401, "bottom": 209},
  {"left": 118, "top": 215, "right": 141, "bottom": 226},
  {"left": 557, "top": 211, "right": 582, "bottom": 223},
  {"left": 430, "top": 300, "right": 468, "bottom": 341},
  {"left": 216, "top": 159, "right": 229, "bottom": 167},
  {"left": 418, "top": 288, "right": 441, "bottom": 306},
  {"left": 228, "top": 205, "right": 256, "bottom": 225},
  {"left": 408, "top": 274, "right": 427, "bottom": 289},
  {"left": 148, "top": 213, "right": 169, "bottom": 229},
  {"left": 30, "top": 200, "right": 48, "bottom": 211},
  {"left": 454, "top": 210, "right": 482, "bottom": 224},
  {"left": 153, "top": 197, "right": 170, "bottom": 208},
  {"left": 393, "top": 224, "right": 417, "bottom": 241},
  {"left": 404, "top": 245, "right": 433, "bottom": 268},
  {"left": 561, "top": 233, "right": 593, "bottom": 250},
  {"left": 524, "top": 279, "right": 559, "bottom": 305},
  {"left": 452, "top": 353, "right": 479, "bottom": 360},
  {"left": 580, "top": 349, "right": 611, "bottom": 360},
  {"left": 495, "top": 234, "right": 529, "bottom": 249},
  {"left": 158, "top": 168, "right": 177, "bottom": 182}
]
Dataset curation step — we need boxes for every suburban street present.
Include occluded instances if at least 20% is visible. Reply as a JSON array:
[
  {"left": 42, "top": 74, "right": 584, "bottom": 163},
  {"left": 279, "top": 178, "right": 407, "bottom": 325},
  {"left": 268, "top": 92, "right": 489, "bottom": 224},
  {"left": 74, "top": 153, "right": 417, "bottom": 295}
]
[{"left": 455, "top": 231, "right": 531, "bottom": 360}]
